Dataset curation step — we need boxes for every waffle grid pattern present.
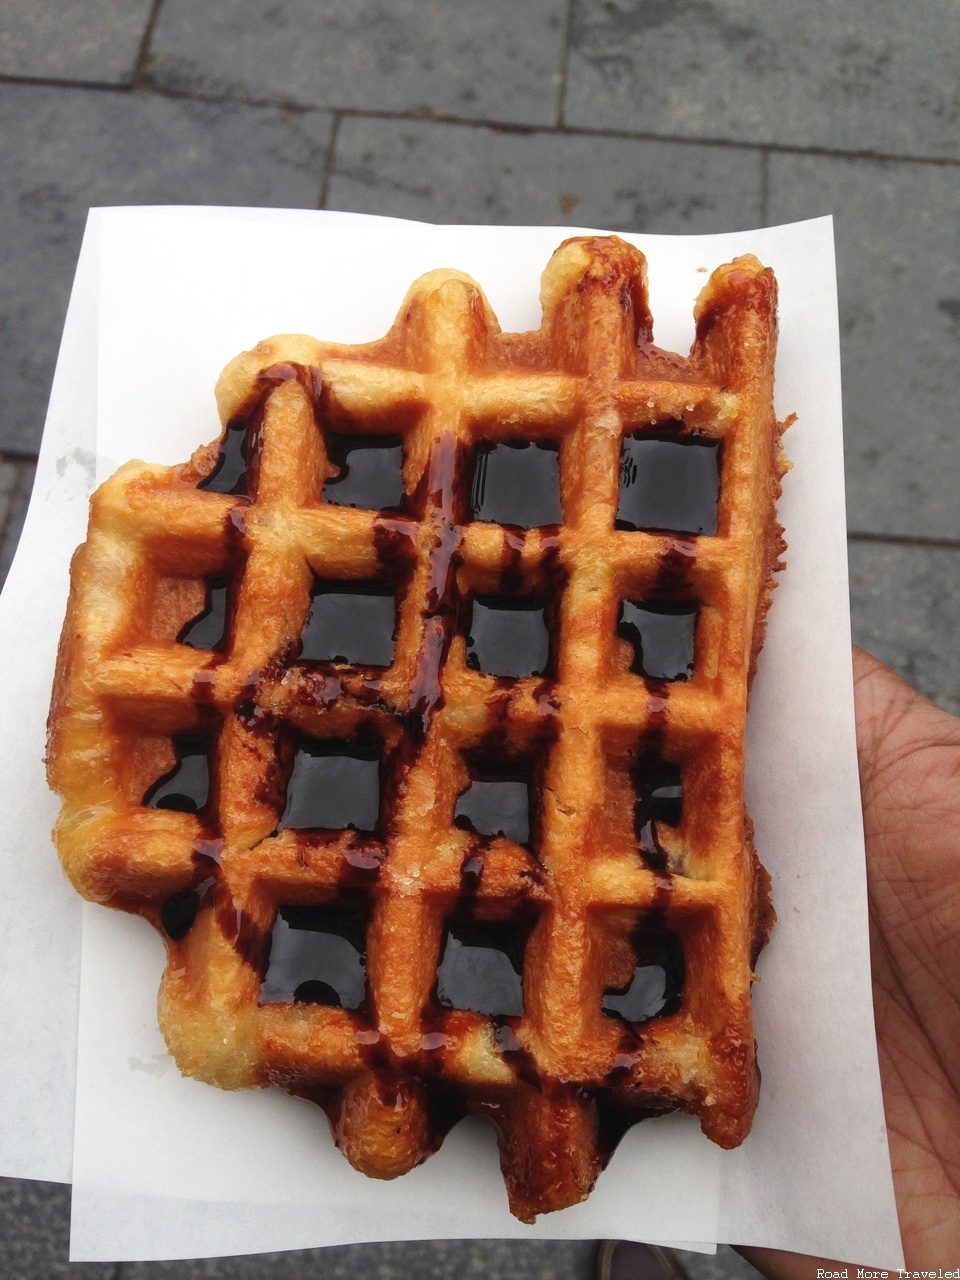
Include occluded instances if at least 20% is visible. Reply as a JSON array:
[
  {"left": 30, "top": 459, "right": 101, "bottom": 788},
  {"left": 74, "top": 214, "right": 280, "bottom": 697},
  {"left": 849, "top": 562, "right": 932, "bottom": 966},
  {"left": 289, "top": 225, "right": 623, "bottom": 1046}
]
[{"left": 48, "top": 236, "right": 785, "bottom": 1221}]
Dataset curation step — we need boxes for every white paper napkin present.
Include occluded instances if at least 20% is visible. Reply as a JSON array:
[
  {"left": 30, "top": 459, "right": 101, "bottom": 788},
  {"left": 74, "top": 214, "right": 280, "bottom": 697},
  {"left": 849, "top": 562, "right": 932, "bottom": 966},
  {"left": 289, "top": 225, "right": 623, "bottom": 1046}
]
[{"left": 0, "top": 208, "right": 903, "bottom": 1268}]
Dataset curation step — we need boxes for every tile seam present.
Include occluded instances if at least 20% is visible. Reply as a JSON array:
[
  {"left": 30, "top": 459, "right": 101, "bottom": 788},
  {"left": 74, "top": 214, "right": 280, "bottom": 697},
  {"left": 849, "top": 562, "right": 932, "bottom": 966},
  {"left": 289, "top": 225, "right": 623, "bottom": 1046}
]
[
  {"left": 317, "top": 109, "right": 960, "bottom": 168},
  {"left": 759, "top": 150, "right": 770, "bottom": 225},
  {"left": 847, "top": 531, "right": 960, "bottom": 552},
  {"left": 132, "top": 0, "right": 166, "bottom": 85},
  {"left": 318, "top": 113, "right": 343, "bottom": 210},
  {"left": 1, "top": 74, "right": 955, "bottom": 168}
]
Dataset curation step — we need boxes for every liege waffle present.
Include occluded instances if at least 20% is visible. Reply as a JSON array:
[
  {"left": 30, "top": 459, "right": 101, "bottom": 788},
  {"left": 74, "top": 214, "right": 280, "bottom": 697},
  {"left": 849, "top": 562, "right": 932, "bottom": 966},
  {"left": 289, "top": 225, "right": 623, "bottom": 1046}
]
[{"left": 47, "top": 235, "right": 787, "bottom": 1222}]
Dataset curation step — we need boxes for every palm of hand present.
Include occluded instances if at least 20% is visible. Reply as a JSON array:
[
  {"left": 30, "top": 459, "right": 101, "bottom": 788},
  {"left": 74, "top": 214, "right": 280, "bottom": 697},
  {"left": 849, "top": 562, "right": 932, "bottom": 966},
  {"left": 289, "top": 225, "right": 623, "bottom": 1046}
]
[{"left": 854, "top": 648, "right": 960, "bottom": 1264}]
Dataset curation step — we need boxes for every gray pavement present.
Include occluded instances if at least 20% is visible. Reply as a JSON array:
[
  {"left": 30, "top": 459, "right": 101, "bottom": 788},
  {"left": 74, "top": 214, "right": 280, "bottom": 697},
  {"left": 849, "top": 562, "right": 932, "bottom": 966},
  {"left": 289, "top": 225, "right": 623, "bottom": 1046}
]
[{"left": 1, "top": 0, "right": 958, "bottom": 1273}]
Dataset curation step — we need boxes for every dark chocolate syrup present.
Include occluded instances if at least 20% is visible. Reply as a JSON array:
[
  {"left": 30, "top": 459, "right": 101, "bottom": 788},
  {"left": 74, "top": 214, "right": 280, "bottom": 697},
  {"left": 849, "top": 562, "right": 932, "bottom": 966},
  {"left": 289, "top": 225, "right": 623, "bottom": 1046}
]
[
  {"left": 159, "top": 840, "right": 221, "bottom": 942},
  {"left": 407, "top": 434, "right": 464, "bottom": 741},
  {"left": 650, "top": 536, "right": 697, "bottom": 599},
  {"left": 260, "top": 905, "right": 368, "bottom": 1010},
  {"left": 470, "top": 441, "right": 562, "bottom": 528},
  {"left": 500, "top": 528, "right": 526, "bottom": 596},
  {"left": 338, "top": 839, "right": 388, "bottom": 892},
  {"left": 160, "top": 875, "right": 217, "bottom": 943},
  {"left": 454, "top": 775, "right": 530, "bottom": 845},
  {"left": 198, "top": 420, "right": 249, "bottom": 496},
  {"left": 632, "top": 763, "right": 682, "bottom": 870},
  {"left": 178, "top": 575, "right": 230, "bottom": 652},
  {"left": 601, "top": 922, "right": 685, "bottom": 1023},
  {"left": 278, "top": 738, "right": 381, "bottom": 834},
  {"left": 217, "top": 888, "right": 271, "bottom": 974},
  {"left": 142, "top": 733, "right": 211, "bottom": 815},
  {"left": 187, "top": 472, "right": 250, "bottom": 687},
  {"left": 459, "top": 846, "right": 485, "bottom": 895},
  {"left": 191, "top": 665, "right": 219, "bottom": 706},
  {"left": 491, "top": 1021, "right": 541, "bottom": 1089},
  {"left": 323, "top": 435, "right": 405, "bottom": 512},
  {"left": 624, "top": 675, "right": 679, "bottom": 871},
  {"left": 466, "top": 726, "right": 555, "bottom": 867},
  {"left": 538, "top": 529, "right": 563, "bottom": 583},
  {"left": 616, "top": 427, "right": 719, "bottom": 536},
  {"left": 159, "top": 841, "right": 267, "bottom": 978},
  {"left": 372, "top": 517, "right": 417, "bottom": 581},
  {"left": 435, "top": 920, "right": 525, "bottom": 1018},
  {"left": 160, "top": 889, "right": 203, "bottom": 941},
  {"left": 636, "top": 765, "right": 682, "bottom": 828},
  {"left": 231, "top": 662, "right": 277, "bottom": 731},
  {"left": 693, "top": 264, "right": 772, "bottom": 354},
  {"left": 227, "top": 506, "right": 249, "bottom": 544},
  {"left": 300, "top": 580, "right": 397, "bottom": 668},
  {"left": 465, "top": 597, "right": 550, "bottom": 680},
  {"left": 617, "top": 601, "right": 696, "bottom": 682}
]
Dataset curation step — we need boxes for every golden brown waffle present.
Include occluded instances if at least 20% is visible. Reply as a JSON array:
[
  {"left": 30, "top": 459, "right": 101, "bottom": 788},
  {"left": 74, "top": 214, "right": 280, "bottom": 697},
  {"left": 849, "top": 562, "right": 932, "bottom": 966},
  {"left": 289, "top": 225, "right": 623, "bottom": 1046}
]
[{"left": 47, "top": 235, "right": 787, "bottom": 1222}]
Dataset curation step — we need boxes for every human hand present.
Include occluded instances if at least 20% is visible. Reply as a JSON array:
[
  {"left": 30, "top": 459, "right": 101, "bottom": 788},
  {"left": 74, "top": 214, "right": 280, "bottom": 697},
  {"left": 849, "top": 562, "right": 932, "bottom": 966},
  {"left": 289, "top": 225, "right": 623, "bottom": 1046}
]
[{"left": 739, "top": 647, "right": 960, "bottom": 1276}]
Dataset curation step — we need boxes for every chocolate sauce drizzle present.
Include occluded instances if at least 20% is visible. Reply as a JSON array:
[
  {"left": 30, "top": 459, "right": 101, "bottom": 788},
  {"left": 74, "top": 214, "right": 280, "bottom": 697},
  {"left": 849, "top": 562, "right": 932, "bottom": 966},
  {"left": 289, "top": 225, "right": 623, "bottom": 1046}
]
[
  {"left": 260, "top": 904, "right": 368, "bottom": 1010},
  {"left": 299, "top": 580, "right": 397, "bottom": 668},
  {"left": 435, "top": 919, "right": 526, "bottom": 1018},
  {"left": 623, "top": 534, "right": 697, "bottom": 867},
  {"left": 617, "top": 600, "right": 696, "bottom": 682},
  {"left": 470, "top": 441, "right": 561, "bottom": 528},
  {"left": 159, "top": 839, "right": 220, "bottom": 942},
  {"left": 278, "top": 738, "right": 382, "bottom": 835},
  {"left": 323, "top": 434, "right": 406, "bottom": 512},
  {"left": 408, "top": 433, "right": 464, "bottom": 742},
  {"left": 632, "top": 764, "right": 682, "bottom": 870},
  {"left": 608, "top": 510, "right": 693, "bottom": 1048},
  {"left": 616, "top": 426, "right": 719, "bottom": 537},
  {"left": 178, "top": 575, "right": 230, "bottom": 652},
  {"left": 465, "top": 596, "right": 550, "bottom": 680},
  {"left": 601, "top": 915, "right": 684, "bottom": 1025},
  {"left": 143, "top": 733, "right": 212, "bottom": 816}
]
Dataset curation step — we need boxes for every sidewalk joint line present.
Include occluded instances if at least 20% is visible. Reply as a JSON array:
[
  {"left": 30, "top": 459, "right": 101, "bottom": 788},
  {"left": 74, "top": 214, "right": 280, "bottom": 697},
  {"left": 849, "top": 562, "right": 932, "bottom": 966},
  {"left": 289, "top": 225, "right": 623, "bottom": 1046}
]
[
  {"left": 133, "top": 0, "right": 165, "bottom": 85},
  {"left": 0, "top": 74, "right": 956, "bottom": 169},
  {"left": 848, "top": 531, "right": 960, "bottom": 552},
  {"left": 318, "top": 113, "right": 342, "bottom": 210}
]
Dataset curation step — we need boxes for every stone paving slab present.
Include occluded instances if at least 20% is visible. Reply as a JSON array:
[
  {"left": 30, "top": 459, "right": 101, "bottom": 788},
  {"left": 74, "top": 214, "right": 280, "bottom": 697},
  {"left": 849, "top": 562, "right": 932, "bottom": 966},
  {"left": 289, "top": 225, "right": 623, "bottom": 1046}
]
[
  {"left": 146, "top": 0, "right": 566, "bottom": 127},
  {"left": 0, "top": 84, "right": 331, "bottom": 458},
  {"left": 767, "top": 151, "right": 960, "bottom": 542},
  {"left": 565, "top": 0, "right": 960, "bottom": 162},
  {"left": 0, "top": 0, "right": 153, "bottom": 85},
  {"left": 849, "top": 539, "right": 960, "bottom": 716},
  {"left": 0, "top": 1178, "right": 116, "bottom": 1279},
  {"left": 0, "top": 458, "right": 33, "bottom": 589},
  {"left": 328, "top": 116, "right": 763, "bottom": 231}
]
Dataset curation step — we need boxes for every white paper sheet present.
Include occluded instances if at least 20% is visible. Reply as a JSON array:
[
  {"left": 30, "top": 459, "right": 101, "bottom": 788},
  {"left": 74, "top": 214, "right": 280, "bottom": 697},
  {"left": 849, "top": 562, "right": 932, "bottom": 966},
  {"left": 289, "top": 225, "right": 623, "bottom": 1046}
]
[
  {"left": 0, "top": 222, "right": 100, "bottom": 1185},
  {"left": 0, "top": 207, "right": 903, "bottom": 1268}
]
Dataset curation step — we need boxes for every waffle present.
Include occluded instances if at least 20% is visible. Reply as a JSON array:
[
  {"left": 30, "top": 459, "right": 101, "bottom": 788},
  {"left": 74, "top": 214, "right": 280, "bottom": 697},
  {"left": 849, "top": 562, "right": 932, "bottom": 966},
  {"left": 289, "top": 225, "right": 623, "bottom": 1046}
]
[{"left": 47, "top": 235, "right": 787, "bottom": 1222}]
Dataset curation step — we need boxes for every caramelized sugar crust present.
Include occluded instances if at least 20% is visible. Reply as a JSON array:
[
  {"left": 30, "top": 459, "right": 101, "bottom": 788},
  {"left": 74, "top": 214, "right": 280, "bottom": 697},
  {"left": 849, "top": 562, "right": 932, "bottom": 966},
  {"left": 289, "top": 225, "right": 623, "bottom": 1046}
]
[{"left": 47, "top": 237, "right": 788, "bottom": 1221}]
